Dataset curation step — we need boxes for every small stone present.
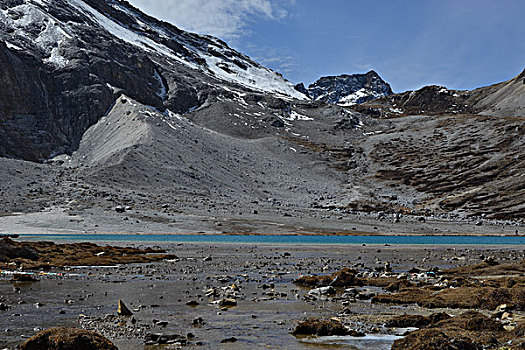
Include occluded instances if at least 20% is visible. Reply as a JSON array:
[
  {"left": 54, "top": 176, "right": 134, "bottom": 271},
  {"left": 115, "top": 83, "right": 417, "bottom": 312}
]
[
  {"left": 192, "top": 317, "right": 204, "bottom": 326},
  {"left": 218, "top": 298, "right": 237, "bottom": 307},
  {"left": 220, "top": 337, "right": 237, "bottom": 343},
  {"left": 115, "top": 206, "right": 126, "bottom": 213},
  {"left": 186, "top": 300, "right": 199, "bottom": 307},
  {"left": 154, "top": 320, "right": 169, "bottom": 327}
]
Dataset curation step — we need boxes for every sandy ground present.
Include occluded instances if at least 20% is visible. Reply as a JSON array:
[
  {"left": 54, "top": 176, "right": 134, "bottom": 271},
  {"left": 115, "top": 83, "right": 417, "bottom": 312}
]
[
  {"left": 1, "top": 205, "right": 523, "bottom": 236},
  {"left": 1, "top": 241, "right": 523, "bottom": 349}
]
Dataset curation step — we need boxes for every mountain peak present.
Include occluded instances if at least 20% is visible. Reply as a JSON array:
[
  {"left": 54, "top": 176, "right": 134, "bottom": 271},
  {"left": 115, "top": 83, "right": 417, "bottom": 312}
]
[{"left": 305, "top": 71, "right": 393, "bottom": 105}]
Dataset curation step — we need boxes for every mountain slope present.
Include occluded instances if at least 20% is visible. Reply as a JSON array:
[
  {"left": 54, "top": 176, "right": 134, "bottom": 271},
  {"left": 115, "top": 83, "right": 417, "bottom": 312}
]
[
  {"left": 0, "top": 0, "right": 305, "bottom": 161},
  {"left": 357, "top": 69, "right": 525, "bottom": 118}
]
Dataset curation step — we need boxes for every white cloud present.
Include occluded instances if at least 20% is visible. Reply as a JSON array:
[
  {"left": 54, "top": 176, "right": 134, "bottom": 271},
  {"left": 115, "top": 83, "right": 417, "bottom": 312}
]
[{"left": 127, "top": 0, "right": 290, "bottom": 39}]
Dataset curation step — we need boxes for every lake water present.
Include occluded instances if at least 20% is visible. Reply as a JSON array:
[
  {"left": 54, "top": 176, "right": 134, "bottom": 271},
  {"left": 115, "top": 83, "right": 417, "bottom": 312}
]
[{"left": 14, "top": 233, "right": 525, "bottom": 245}]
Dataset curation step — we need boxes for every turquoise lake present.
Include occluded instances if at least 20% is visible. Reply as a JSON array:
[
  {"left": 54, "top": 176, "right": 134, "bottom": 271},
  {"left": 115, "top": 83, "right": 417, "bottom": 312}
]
[{"left": 14, "top": 233, "right": 525, "bottom": 245}]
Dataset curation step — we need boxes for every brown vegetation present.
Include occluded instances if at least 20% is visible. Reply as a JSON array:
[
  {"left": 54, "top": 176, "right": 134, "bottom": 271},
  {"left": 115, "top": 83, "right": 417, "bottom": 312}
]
[
  {"left": 390, "top": 311, "right": 524, "bottom": 350},
  {"left": 385, "top": 312, "right": 451, "bottom": 328},
  {"left": 373, "top": 259, "right": 525, "bottom": 311},
  {"left": 294, "top": 268, "right": 362, "bottom": 287},
  {"left": 0, "top": 237, "right": 176, "bottom": 269}
]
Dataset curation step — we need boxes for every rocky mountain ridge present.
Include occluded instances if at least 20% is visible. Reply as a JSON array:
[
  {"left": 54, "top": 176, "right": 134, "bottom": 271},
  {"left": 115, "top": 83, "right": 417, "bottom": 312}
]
[{"left": 356, "top": 68, "right": 525, "bottom": 118}]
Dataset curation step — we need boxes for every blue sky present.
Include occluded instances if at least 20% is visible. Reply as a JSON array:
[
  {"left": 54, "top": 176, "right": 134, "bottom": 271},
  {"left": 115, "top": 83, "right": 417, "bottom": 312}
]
[{"left": 128, "top": 0, "right": 525, "bottom": 92}]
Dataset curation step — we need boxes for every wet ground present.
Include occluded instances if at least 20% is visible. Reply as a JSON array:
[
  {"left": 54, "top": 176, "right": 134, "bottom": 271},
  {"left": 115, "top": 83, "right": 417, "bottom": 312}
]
[{"left": 1, "top": 242, "right": 523, "bottom": 349}]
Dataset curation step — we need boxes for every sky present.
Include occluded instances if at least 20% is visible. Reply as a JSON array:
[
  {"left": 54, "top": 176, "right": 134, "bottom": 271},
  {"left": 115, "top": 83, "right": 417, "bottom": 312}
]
[{"left": 127, "top": 0, "right": 525, "bottom": 92}]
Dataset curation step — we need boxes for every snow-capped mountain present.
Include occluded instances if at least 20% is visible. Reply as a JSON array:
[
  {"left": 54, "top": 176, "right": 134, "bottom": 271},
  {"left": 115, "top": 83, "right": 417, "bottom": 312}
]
[
  {"left": 304, "top": 70, "right": 393, "bottom": 105},
  {"left": 1, "top": 0, "right": 304, "bottom": 99},
  {"left": 0, "top": 0, "right": 307, "bottom": 160}
]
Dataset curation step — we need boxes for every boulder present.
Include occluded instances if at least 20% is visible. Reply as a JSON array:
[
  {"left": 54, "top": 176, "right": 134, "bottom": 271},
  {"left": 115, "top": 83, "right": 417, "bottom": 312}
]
[{"left": 19, "top": 327, "right": 117, "bottom": 350}]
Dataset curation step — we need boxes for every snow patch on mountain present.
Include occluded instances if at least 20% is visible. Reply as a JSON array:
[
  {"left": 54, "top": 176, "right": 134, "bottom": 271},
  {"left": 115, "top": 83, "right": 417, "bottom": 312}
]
[
  {"left": 69, "top": 0, "right": 196, "bottom": 68},
  {"left": 1, "top": 2, "right": 72, "bottom": 67}
]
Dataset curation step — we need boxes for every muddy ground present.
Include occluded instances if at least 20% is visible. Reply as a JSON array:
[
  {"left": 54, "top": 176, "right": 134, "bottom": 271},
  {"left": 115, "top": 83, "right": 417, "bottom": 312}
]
[{"left": 1, "top": 240, "right": 523, "bottom": 349}]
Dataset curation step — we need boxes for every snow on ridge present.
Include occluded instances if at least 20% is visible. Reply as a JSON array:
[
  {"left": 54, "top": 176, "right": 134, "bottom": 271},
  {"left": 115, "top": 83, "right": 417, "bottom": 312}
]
[
  {"left": 337, "top": 88, "right": 382, "bottom": 106},
  {"left": 68, "top": 0, "right": 198, "bottom": 69},
  {"left": 201, "top": 53, "right": 306, "bottom": 100},
  {"left": 68, "top": 0, "right": 306, "bottom": 99},
  {"left": 3, "top": 0, "right": 307, "bottom": 99},
  {"left": 284, "top": 111, "right": 314, "bottom": 121}
]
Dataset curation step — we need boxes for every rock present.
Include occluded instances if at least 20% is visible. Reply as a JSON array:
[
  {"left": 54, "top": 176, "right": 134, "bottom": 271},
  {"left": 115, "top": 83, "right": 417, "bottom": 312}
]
[
  {"left": 220, "top": 337, "right": 237, "bottom": 343},
  {"left": 186, "top": 300, "right": 199, "bottom": 306},
  {"left": 271, "top": 119, "right": 284, "bottom": 128},
  {"left": 495, "top": 304, "right": 508, "bottom": 313},
  {"left": 391, "top": 311, "right": 508, "bottom": 350},
  {"left": 308, "top": 286, "right": 336, "bottom": 296},
  {"left": 153, "top": 320, "right": 169, "bottom": 327},
  {"left": 114, "top": 206, "right": 126, "bottom": 213},
  {"left": 145, "top": 333, "right": 186, "bottom": 345},
  {"left": 117, "top": 300, "right": 133, "bottom": 316},
  {"left": 218, "top": 298, "right": 237, "bottom": 307},
  {"left": 384, "top": 261, "right": 392, "bottom": 272},
  {"left": 0, "top": 303, "right": 9, "bottom": 311},
  {"left": 292, "top": 318, "right": 351, "bottom": 337},
  {"left": 192, "top": 317, "right": 205, "bottom": 327},
  {"left": 18, "top": 327, "right": 117, "bottom": 350}
]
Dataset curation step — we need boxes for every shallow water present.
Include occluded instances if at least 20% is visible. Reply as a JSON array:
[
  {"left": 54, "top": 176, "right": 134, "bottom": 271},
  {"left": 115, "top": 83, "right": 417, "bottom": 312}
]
[
  {"left": 16, "top": 233, "right": 525, "bottom": 245},
  {"left": 300, "top": 334, "right": 402, "bottom": 349}
]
